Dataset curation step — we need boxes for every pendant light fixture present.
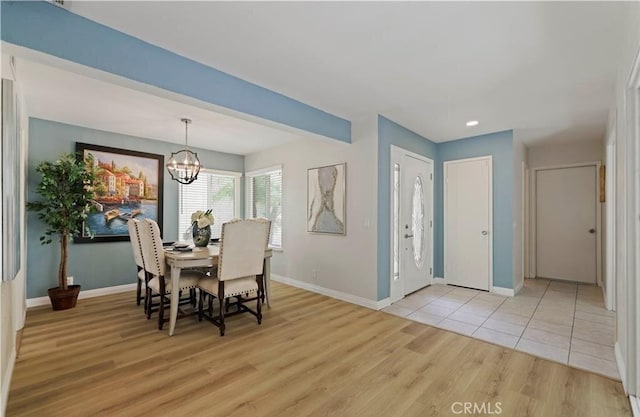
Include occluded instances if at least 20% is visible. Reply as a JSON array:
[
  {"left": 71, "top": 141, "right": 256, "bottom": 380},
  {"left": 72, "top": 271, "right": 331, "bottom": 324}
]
[{"left": 166, "top": 118, "right": 201, "bottom": 185}]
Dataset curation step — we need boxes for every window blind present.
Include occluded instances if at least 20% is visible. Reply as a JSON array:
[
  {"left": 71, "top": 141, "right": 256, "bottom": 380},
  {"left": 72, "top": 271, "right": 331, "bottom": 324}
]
[
  {"left": 247, "top": 168, "right": 282, "bottom": 248},
  {"left": 179, "top": 172, "right": 238, "bottom": 241}
]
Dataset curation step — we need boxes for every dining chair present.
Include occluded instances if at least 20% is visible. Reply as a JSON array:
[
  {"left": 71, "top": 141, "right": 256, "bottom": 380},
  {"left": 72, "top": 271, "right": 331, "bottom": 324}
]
[
  {"left": 139, "top": 218, "right": 203, "bottom": 330},
  {"left": 198, "top": 218, "right": 270, "bottom": 336},
  {"left": 127, "top": 219, "right": 147, "bottom": 308},
  {"left": 257, "top": 217, "right": 272, "bottom": 306}
]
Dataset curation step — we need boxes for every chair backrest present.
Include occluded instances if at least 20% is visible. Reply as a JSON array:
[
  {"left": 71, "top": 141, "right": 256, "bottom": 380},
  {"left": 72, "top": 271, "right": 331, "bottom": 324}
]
[
  {"left": 218, "top": 218, "right": 270, "bottom": 281},
  {"left": 127, "top": 219, "right": 145, "bottom": 270},
  {"left": 139, "top": 218, "right": 165, "bottom": 277}
]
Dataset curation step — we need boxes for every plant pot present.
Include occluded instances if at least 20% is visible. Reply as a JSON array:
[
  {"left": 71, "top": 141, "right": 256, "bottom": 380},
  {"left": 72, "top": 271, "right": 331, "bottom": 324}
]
[{"left": 48, "top": 285, "right": 81, "bottom": 311}]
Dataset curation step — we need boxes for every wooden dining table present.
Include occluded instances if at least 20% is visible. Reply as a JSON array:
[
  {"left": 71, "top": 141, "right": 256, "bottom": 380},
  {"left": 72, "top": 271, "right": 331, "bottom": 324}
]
[{"left": 164, "top": 245, "right": 273, "bottom": 336}]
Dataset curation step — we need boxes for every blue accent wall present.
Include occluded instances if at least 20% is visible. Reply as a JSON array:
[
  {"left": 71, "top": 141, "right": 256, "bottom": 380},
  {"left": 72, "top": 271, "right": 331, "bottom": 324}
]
[
  {"left": 377, "top": 115, "right": 438, "bottom": 300},
  {"left": 376, "top": 119, "right": 514, "bottom": 300},
  {"left": 435, "top": 130, "right": 514, "bottom": 289},
  {"left": 1, "top": 1, "right": 351, "bottom": 143},
  {"left": 26, "top": 118, "right": 244, "bottom": 298}
]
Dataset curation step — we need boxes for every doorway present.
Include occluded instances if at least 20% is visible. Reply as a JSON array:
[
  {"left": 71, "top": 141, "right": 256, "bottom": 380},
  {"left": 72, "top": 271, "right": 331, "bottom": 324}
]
[
  {"left": 389, "top": 146, "right": 434, "bottom": 303},
  {"left": 534, "top": 164, "right": 600, "bottom": 284},
  {"left": 444, "top": 156, "right": 493, "bottom": 291}
]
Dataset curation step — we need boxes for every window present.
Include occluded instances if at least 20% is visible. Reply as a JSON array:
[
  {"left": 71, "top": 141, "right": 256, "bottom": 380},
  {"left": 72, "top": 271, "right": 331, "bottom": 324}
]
[
  {"left": 246, "top": 166, "right": 282, "bottom": 248},
  {"left": 178, "top": 170, "right": 241, "bottom": 241}
]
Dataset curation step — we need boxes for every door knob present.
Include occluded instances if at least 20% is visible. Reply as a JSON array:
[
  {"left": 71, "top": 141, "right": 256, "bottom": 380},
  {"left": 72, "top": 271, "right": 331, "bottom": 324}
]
[
  {"left": 404, "top": 234, "right": 414, "bottom": 238},
  {"left": 589, "top": 228, "right": 596, "bottom": 234},
  {"left": 481, "top": 230, "right": 488, "bottom": 236}
]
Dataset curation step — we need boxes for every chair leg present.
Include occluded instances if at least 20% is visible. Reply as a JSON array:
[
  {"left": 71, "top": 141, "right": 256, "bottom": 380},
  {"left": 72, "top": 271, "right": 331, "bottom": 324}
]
[
  {"left": 136, "top": 279, "right": 142, "bottom": 306},
  {"left": 257, "top": 294, "right": 262, "bottom": 325},
  {"left": 259, "top": 274, "right": 266, "bottom": 303},
  {"left": 190, "top": 288, "right": 196, "bottom": 307},
  {"left": 225, "top": 298, "right": 230, "bottom": 313},
  {"left": 198, "top": 290, "right": 204, "bottom": 322},
  {"left": 219, "top": 297, "right": 226, "bottom": 336},
  {"left": 146, "top": 289, "right": 152, "bottom": 320},
  {"left": 158, "top": 293, "right": 165, "bottom": 330},
  {"left": 208, "top": 295, "right": 213, "bottom": 317}
]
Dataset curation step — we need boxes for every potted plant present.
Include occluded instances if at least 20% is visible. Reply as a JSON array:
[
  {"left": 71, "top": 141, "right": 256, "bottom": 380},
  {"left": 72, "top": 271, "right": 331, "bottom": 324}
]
[{"left": 27, "top": 152, "right": 97, "bottom": 310}]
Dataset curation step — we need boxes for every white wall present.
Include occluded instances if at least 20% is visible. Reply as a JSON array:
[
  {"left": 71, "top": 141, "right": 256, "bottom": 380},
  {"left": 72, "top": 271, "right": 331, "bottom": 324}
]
[
  {"left": 606, "top": 1, "right": 640, "bottom": 398},
  {"left": 1, "top": 56, "right": 28, "bottom": 416},
  {"left": 512, "top": 133, "right": 527, "bottom": 292},
  {"left": 527, "top": 139, "right": 603, "bottom": 168},
  {"left": 245, "top": 116, "right": 379, "bottom": 301}
]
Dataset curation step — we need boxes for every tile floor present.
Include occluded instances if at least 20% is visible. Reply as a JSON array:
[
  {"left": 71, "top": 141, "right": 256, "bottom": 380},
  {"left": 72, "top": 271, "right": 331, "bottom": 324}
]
[{"left": 382, "top": 278, "right": 619, "bottom": 379}]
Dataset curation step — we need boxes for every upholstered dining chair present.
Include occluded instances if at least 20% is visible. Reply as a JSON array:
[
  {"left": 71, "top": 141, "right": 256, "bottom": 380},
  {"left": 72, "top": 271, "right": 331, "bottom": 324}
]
[
  {"left": 127, "top": 219, "right": 147, "bottom": 308},
  {"left": 138, "top": 218, "right": 203, "bottom": 330},
  {"left": 198, "top": 218, "right": 270, "bottom": 336}
]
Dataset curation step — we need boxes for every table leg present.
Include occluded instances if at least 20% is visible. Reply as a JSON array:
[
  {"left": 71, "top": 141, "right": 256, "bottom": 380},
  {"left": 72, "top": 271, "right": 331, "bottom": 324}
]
[
  {"left": 169, "top": 264, "right": 180, "bottom": 336},
  {"left": 265, "top": 257, "right": 271, "bottom": 308}
]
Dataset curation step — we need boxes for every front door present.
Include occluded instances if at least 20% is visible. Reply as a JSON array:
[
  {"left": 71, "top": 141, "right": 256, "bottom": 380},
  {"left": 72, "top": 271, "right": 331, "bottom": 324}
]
[
  {"left": 402, "top": 154, "right": 433, "bottom": 295},
  {"left": 444, "top": 156, "right": 492, "bottom": 291}
]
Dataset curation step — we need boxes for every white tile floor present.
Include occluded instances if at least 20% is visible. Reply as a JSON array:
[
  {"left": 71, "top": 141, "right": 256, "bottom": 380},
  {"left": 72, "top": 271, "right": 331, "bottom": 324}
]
[{"left": 382, "top": 278, "right": 619, "bottom": 380}]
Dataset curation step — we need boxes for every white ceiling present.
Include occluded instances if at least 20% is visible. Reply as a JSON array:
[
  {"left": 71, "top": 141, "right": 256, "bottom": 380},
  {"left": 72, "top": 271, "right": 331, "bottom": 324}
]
[
  {"left": 67, "top": 1, "right": 629, "bottom": 146},
  {"left": 16, "top": 58, "right": 302, "bottom": 155}
]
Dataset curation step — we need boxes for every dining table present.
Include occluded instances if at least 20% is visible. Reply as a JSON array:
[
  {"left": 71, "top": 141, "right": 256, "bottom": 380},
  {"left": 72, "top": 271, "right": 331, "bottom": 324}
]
[{"left": 163, "top": 244, "right": 273, "bottom": 336}]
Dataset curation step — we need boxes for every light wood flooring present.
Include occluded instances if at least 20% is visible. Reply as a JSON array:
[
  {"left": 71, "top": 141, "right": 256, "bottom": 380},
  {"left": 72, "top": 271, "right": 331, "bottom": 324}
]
[{"left": 7, "top": 282, "right": 631, "bottom": 417}]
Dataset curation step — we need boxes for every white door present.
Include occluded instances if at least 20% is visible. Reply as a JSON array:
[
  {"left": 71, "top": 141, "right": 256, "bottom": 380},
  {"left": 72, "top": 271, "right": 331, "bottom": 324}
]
[
  {"left": 444, "top": 156, "right": 492, "bottom": 291},
  {"left": 536, "top": 166, "right": 597, "bottom": 283},
  {"left": 401, "top": 155, "right": 433, "bottom": 295}
]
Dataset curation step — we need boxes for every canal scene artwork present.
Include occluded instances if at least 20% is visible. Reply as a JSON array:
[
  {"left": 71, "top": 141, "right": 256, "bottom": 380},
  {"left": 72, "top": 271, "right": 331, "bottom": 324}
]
[{"left": 76, "top": 143, "right": 164, "bottom": 243}]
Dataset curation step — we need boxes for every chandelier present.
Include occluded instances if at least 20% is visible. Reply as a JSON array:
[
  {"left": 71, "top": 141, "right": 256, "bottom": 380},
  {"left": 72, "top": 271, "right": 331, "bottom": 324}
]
[{"left": 166, "top": 118, "right": 201, "bottom": 185}]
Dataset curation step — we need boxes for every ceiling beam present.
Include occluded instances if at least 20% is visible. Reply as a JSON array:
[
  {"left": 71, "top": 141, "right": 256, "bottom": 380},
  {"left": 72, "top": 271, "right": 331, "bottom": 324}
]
[{"left": 0, "top": 1, "right": 351, "bottom": 143}]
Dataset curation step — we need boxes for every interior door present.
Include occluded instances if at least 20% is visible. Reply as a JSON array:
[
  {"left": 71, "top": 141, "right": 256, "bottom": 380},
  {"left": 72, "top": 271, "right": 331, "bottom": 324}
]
[
  {"left": 402, "top": 155, "right": 433, "bottom": 295},
  {"left": 445, "top": 156, "right": 492, "bottom": 291},
  {"left": 536, "top": 165, "right": 597, "bottom": 283}
]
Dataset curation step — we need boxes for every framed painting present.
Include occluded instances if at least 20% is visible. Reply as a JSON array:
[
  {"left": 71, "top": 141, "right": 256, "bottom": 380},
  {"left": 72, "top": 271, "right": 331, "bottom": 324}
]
[
  {"left": 75, "top": 143, "right": 164, "bottom": 243},
  {"left": 307, "top": 162, "right": 346, "bottom": 235}
]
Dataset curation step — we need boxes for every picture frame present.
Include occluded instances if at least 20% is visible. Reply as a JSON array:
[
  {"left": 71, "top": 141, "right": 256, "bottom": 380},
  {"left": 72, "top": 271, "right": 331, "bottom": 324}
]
[
  {"left": 307, "top": 162, "right": 346, "bottom": 235},
  {"left": 75, "top": 143, "right": 164, "bottom": 243}
]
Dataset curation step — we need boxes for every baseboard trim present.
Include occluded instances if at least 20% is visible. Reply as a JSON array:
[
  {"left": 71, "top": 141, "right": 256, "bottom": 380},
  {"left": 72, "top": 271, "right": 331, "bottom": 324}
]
[
  {"left": 492, "top": 286, "right": 516, "bottom": 297},
  {"left": 271, "top": 274, "right": 386, "bottom": 310},
  {"left": 1, "top": 346, "right": 16, "bottom": 417},
  {"left": 513, "top": 279, "right": 524, "bottom": 295},
  {"left": 26, "top": 283, "right": 137, "bottom": 308},
  {"left": 376, "top": 297, "right": 391, "bottom": 309},
  {"left": 630, "top": 396, "right": 640, "bottom": 417},
  {"left": 615, "top": 342, "right": 627, "bottom": 390}
]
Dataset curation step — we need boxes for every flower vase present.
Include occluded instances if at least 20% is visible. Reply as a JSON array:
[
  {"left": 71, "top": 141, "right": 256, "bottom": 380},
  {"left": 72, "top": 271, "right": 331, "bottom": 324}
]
[{"left": 192, "top": 224, "right": 211, "bottom": 247}]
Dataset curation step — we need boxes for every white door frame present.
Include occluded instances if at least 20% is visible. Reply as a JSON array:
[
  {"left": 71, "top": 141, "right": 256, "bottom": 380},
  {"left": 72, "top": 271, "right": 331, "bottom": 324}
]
[
  {"left": 529, "top": 162, "right": 602, "bottom": 285},
  {"left": 389, "top": 145, "right": 434, "bottom": 303},
  {"left": 524, "top": 164, "right": 531, "bottom": 279},
  {"left": 443, "top": 155, "right": 493, "bottom": 292},
  {"left": 605, "top": 136, "right": 617, "bottom": 311},
  {"left": 621, "top": 45, "right": 640, "bottom": 402}
]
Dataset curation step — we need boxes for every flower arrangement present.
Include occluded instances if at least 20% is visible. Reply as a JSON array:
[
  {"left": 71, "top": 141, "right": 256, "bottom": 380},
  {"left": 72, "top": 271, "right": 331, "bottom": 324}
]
[{"left": 191, "top": 209, "right": 214, "bottom": 229}]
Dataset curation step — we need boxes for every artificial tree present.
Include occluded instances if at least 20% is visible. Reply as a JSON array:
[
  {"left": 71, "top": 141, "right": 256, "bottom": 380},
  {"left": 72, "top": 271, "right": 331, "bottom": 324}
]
[{"left": 27, "top": 152, "right": 97, "bottom": 309}]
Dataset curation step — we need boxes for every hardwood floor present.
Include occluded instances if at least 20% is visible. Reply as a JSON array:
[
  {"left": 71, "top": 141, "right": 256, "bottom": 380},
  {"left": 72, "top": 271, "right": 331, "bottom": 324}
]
[{"left": 7, "top": 282, "right": 631, "bottom": 417}]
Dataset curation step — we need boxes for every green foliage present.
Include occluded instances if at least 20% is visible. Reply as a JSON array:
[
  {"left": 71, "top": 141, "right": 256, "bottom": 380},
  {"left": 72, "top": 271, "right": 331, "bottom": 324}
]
[
  {"left": 26, "top": 152, "right": 98, "bottom": 288},
  {"left": 27, "top": 153, "right": 97, "bottom": 242}
]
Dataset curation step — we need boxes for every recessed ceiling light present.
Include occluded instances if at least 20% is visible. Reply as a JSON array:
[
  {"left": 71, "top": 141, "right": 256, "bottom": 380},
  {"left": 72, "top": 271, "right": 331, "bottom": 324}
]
[{"left": 466, "top": 120, "right": 479, "bottom": 127}]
